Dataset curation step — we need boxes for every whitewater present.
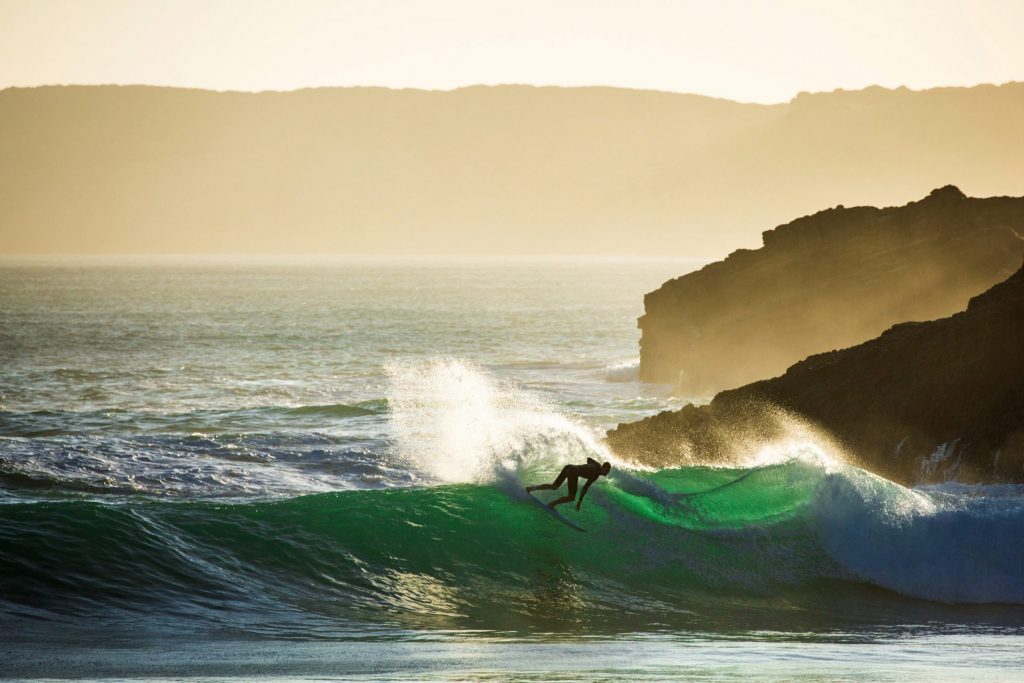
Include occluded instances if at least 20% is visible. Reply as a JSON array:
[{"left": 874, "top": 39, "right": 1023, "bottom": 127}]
[{"left": 1, "top": 256, "right": 1022, "bottom": 680}]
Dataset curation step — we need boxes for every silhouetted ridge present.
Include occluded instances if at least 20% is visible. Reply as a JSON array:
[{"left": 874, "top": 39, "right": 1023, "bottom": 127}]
[
  {"left": 2, "top": 82, "right": 1023, "bottom": 255},
  {"left": 925, "top": 184, "right": 968, "bottom": 202}
]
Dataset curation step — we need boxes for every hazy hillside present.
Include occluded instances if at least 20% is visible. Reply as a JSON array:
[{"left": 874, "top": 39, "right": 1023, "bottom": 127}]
[{"left": 1, "top": 83, "right": 1022, "bottom": 255}]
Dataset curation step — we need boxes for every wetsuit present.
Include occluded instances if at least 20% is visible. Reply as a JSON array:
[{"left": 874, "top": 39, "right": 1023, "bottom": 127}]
[{"left": 550, "top": 457, "right": 603, "bottom": 498}]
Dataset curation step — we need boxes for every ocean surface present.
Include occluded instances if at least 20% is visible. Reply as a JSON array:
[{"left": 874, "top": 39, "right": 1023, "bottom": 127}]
[{"left": 1, "top": 256, "right": 1022, "bottom": 681}]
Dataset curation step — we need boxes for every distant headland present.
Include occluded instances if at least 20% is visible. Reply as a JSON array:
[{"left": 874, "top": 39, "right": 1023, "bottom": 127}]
[{"left": 1, "top": 82, "right": 1022, "bottom": 255}]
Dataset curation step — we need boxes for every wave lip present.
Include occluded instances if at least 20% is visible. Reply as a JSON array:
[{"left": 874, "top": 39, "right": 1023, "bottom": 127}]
[{"left": 815, "top": 467, "right": 1024, "bottom": 604}]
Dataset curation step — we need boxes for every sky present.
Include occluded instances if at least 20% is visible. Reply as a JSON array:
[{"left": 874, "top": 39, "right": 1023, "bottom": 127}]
[{"left": 1, "top": 0, "right": 1023, "bottom": 102}]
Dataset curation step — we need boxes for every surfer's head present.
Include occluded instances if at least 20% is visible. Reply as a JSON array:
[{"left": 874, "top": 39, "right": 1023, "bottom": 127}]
[{"left": 601, "top": 462, "right": 611, "bottom": 476}]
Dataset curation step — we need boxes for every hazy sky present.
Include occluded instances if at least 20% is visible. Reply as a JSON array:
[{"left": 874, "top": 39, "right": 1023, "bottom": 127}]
[{"left": 1, "top": 0, "right": 1022, "bottom": 102}]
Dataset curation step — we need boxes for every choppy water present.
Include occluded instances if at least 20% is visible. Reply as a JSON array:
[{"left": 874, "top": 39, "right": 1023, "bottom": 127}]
[{"left": 1, "top": 256, "right": 1022, "bottom": 680}]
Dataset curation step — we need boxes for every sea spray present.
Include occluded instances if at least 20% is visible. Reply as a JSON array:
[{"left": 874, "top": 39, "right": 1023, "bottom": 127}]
[{"left": 385, "top": 357, "right": 616, "bottom": 483}]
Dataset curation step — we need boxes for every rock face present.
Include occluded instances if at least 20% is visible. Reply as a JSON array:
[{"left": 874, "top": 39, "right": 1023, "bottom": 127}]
[
  {"left": 639, "top": 187, "right": 1024, "bottom": 394},
  {"left": 610, "top": 261, "right": 1024, "bottom": 484}
]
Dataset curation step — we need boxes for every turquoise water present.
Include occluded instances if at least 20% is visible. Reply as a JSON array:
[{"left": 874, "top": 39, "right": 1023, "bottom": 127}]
[{"left": 1, "top": 256, "right": 1022, "bottom": 680}]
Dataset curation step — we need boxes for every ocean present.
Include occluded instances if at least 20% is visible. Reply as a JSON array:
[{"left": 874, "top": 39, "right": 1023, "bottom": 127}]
[{"left": 1, "top": 256, "right": 1022, "bottom": 681}]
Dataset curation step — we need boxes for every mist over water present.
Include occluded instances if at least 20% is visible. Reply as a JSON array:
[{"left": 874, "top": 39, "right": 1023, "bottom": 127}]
[{"left": 1, "top": 257, "right": 1022, "bottom": 679}]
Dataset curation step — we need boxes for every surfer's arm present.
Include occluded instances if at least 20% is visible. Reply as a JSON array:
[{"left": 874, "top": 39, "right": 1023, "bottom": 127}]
[{"left": 576, "top": 479, "right": 594, "bottom": 510}]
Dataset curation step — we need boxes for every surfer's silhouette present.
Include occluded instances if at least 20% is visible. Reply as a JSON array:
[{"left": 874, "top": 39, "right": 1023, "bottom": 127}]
[{"left": 526, "top": 457, "right": 611, "bottom": 510}]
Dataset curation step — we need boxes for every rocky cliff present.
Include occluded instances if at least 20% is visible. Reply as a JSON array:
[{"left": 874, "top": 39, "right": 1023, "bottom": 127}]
[
  {"left": 639, "top": 187, "right": 1024, "bottom": 393},
  {"left": 611, "top": 261, "right": 1024, "bottom": 484}
]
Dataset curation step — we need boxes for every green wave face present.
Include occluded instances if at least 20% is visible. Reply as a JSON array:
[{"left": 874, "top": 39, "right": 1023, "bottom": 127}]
[{"left": 2, "top": 461, "right": 1022, "bottom": 635}]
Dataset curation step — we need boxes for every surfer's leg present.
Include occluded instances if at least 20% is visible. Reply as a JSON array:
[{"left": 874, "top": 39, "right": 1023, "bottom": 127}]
[
  {"left": 548, "top": 494, "right": 575, "bottom": 508},
  {"left": 548, "top": 475, "right": 578, "bottom": 508},
  {"left": 527, "top": 466, "right": 570, "bottom": 492}
]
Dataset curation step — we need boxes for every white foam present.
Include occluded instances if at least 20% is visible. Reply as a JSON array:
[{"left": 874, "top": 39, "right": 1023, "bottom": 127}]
[
  {"left": 385, "top": 357, "right": 617, "bottom": 483},
  {"left": 815, "top": 465, "right": 1024, "bottom": 604},
  {"left": 604, "top": 358, "right": 640, "bottom": 383}
]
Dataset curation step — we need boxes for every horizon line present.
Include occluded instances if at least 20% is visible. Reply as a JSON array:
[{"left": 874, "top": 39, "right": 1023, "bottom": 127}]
[
  {"left": 0, "top": 253, "right": 715, "bottom": 263},
  {"left": 2, "top": 79, "right": 1021, "bottom": 106}
]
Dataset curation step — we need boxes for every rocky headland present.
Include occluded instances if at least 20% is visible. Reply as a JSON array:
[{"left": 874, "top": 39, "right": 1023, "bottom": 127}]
[
  {"left": 639, "top": 187, "right": 1024, "bottom": 394},
  {"left": 611, "top": 260, "right": 1024, "bottom": 484}
]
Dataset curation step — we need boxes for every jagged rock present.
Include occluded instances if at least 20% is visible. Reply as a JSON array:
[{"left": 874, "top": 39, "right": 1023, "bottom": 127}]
[
  {"left": 639, "top": 187, "right": 1024, "bottom": 393},
  {"left": 611, "top": 261, "right": 1024, "bottom": 484}
]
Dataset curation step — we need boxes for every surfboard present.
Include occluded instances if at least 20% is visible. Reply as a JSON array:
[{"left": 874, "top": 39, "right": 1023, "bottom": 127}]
[{"left": 526, "top": 491, "right": 586, "bottom": 532}]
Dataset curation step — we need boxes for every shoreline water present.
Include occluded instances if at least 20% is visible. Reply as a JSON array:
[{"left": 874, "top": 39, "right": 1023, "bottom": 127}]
[{"left": 5, "top": 633, "right": 1024, "bottom": 681}]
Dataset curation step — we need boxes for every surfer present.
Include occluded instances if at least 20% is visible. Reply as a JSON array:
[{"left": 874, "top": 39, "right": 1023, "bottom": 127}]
[{"left": 526, "top": 457, "right": 611, "bottom": 510}]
